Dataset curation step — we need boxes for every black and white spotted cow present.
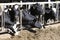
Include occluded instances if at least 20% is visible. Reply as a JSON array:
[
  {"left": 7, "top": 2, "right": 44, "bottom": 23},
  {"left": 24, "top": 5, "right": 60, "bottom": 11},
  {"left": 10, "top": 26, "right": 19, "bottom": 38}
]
[
  {"left": 44, "top": 6, "right": 56, "bottom": 25},
  {"left": 22, "top": 6, "right": 43, "bottom": 33},
  {"left": 30, "top": 3, "right": 43, "bottom": 21},
  {"left": 3, "top": 5, "right": 20, "bottom": 36},
  {"left": 22, "top": 3, "right": 44, "bottom": 29}
]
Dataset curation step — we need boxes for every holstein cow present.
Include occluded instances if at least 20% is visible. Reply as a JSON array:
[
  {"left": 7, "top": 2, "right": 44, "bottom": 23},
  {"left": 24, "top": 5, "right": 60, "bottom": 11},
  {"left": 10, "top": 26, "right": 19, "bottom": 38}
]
[
  {"left": 22, "top": 6, "right": 43, "bottom": 33},
  {"left": 44, "top": 6, "right": 56, "bottom": 25},
  {"left": 30, "top": 3, "right": 43, "bottom": 21},
  {"left": 3, "top": 5, "right": 20, "bottom": 36},
  {"left": 29, "top": 3, "right": 44, "bottom": 28},
  {"left": 1, "top": 3, "right": 43, "bottom": 36}
]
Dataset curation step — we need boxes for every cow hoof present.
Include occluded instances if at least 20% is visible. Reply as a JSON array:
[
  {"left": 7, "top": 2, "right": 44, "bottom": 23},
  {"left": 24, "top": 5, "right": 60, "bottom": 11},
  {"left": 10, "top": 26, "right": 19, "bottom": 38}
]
[
  {"left": 28, "top": 29, "right": 36, "bottom": 33},
  {"left": 38, "top": 28, "right": 41, "bottom": 29},
  {"left": 10, "top": 36, "right": 14, "bottom": 38},
  {"left": 43, "top": 25, "right": 45, "bottom": 29},
  {"left": 15, "top": 31, "right": 20, "bottom": 36},
  {"left": 8, "top": 31, "right": 15, "bottom": 36}
]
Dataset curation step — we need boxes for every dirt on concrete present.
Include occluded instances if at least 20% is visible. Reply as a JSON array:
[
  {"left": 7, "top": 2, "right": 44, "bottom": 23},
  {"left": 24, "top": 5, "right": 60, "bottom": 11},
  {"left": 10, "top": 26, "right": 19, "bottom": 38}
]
[{"left": 0, "top": 23, "right": 60, "bottom": 40}]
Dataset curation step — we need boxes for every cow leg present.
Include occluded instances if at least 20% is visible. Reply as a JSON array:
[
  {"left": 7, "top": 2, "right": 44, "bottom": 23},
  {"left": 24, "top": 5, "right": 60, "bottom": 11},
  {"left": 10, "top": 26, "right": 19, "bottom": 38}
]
[
  {"left": 38, "top": 15, "right": 40, "bottom": 21},
  {"left": 53, "top": 17, "right": 56, "bottom": 23},
  {"left": 44, "top": 18, "right": 47, "bottom": 25},
  {"left": 6, "top": 25, "right": 15, "bottom": 36},
  {"left": 8, "top": 31, "right": 15, "bottom": 36},
  {"left": 50, "top": 15, "right": 56, "bottom": 23}
]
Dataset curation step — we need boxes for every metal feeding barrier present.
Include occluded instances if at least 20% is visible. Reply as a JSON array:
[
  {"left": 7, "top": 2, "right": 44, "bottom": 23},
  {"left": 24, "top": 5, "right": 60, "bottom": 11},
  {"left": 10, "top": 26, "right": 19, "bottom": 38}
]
[{"left": 0, "top": 1, "right": 60, "bottom": 32}]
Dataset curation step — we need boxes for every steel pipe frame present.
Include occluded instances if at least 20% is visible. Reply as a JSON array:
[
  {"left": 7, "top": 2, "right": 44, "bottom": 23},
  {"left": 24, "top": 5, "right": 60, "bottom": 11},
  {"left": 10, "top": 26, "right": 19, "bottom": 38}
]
[{"left": 0, "top": 1, "right": 60, "bottom": 30}]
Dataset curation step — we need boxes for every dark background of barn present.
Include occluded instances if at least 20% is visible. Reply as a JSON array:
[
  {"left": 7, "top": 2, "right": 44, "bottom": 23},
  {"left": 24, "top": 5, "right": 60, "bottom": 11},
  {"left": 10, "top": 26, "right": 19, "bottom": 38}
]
[{"left": 0, "top": 0, "right": 59, "bottom": 3}]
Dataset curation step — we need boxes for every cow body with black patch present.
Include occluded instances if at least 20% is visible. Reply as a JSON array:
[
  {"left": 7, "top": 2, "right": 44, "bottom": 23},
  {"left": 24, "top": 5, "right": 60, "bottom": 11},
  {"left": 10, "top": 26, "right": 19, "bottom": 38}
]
[
  {"left": 44, "top": 7, "right": 56, "bottom": 24},
  {"left": 3, "top": 5, "right": 20, "bottom": 36},
  {"left": 22, "top": 3, "right": 43, "bottom": 29}
]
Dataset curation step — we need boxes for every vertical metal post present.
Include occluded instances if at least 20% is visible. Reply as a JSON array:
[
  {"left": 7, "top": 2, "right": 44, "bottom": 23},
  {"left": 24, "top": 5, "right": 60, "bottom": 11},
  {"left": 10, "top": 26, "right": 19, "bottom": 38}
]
[
  {"left": 20, "top": 1, "right": 23, "bottom": 30},
  {"left": 28, "top": 4, "right": 30, "bottom": 9},
  {"left": 20, "top": 9, "right": 23, "bottom": 29},
  {"left": 1, "top": 5, "right": 5, "bottom": 31},
  {"left": 42, "top": 4, "right": 45, "bottom": 25},
  {"left": 40, "top": 4, "right": 43, "bottom": 24},
  {"left": 52, "top": 3, "right": 54, "bottom": 8},
  {"left": 1, "top": 6, "right": 3, "bottom": 27},
  {"left": 56, "top": 3, "right": 59, "bottom": 22},
  {"left": 3, "top": 5, "right": 5, "bottom": 28},
  {"left": 0, "top": 6, "right": 2, "bottom": 28},
  {"left": 26, "top": 5, "right": 27, "bottom": 10},
  {"left": 48, "top": 0, "right": 51, "bottom": 8}
]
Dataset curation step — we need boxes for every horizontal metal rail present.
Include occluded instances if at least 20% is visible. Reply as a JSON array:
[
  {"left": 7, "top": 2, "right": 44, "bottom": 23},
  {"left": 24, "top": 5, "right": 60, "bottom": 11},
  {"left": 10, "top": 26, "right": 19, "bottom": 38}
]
[{"left": 0, "top": 1, "right": 60, "bottom": 5}]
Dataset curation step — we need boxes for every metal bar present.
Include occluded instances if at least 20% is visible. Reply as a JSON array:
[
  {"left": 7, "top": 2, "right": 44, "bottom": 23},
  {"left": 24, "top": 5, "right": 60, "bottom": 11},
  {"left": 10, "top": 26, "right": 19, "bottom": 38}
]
[
  {"left": 1, "top": 5, "right": 5, "bottom": 31},
  {"left": 28, "top": 4, "right": 30, "bottom": 9},
  {"left": 56, "top": 3, "right": 59, "bottom": 22},
  {"left": 20, "top": 1, "right": 23, "bottom": 30},
  {"left": 26, "top": 5, "right": 27, "bottom": 10},
  {"left": 0, "top": 2, "right": 58, "bottom": 5},
  {"left": 0, "top": 1, "right": 60, "bottom": 30},
  {"left": 20, "top": 10, "right": 23, "bottom": 29},
  {"left": 42, "top": 4, "right": 45, "bottom": 25}
]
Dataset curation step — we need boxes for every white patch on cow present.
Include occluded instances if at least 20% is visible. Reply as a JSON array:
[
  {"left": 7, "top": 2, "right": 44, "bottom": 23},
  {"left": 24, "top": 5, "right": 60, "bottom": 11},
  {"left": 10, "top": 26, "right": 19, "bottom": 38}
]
[
  {"left": 36, "top": 16, "right": 38, "bottom": 18},
  {"left": 52, "top": 8, "right": 57, "bottom": 20},
  {"left": 52, "top": 8, "right": 56, "bottom": 14},
  {"left": 15, "top": 31, "right": 20, "bottom": 36},
  {"left": 9, "top": 8, "right": 11, "bottom": 11},
  {"left": 13, "top": 23, "right": 17, "bottom": 32},
  {"left": 13, "top": 20, "right": 20, "bottom": 35},
  {"left": 15, "top": 5, "right": 19, "bottom": 10},
  {"left": 4, "top": 9, "right": 8, "bottom": 12},
  {"left": 16, "top": 20, "right": 20, "bottom": 24}
]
